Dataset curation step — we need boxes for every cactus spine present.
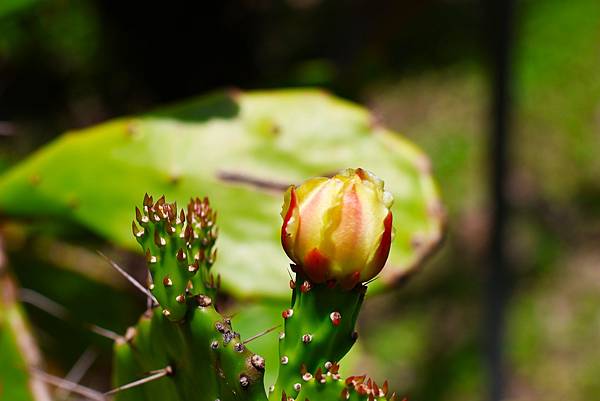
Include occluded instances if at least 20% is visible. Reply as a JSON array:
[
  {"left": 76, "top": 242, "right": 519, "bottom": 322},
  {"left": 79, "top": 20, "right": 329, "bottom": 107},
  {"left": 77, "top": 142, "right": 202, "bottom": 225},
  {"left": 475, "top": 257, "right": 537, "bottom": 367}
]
[{"left": 113, "top": 194, "right": 403, "bottom": 401}]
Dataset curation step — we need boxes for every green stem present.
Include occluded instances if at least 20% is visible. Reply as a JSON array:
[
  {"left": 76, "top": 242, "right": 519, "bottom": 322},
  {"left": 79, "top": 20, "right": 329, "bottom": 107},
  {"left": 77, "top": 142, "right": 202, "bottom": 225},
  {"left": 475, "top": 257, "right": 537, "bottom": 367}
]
[{"left": 269, "top": 273, "right": 366, "bottom": 400}]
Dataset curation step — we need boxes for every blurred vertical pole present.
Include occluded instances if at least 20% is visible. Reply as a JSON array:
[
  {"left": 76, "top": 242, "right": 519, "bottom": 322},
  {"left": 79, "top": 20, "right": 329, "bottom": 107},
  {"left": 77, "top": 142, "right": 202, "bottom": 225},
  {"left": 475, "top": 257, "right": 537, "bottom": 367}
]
[{"left": 483, "top": 0, "right": 514, "bottom": 400}]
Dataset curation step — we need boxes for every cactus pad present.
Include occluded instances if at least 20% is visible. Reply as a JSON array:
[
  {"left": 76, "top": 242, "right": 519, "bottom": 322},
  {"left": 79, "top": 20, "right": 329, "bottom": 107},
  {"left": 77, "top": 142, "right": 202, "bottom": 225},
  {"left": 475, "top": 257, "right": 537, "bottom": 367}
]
[{"left": 0, "top": 89, "right": 444, "bottom": 299}]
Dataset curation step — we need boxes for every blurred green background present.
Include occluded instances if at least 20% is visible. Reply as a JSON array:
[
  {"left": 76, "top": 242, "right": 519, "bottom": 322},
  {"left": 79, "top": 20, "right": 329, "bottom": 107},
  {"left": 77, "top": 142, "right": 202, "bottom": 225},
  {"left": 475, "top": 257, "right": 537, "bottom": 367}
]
[{"left": 1, "top": 0, "right": 599, "bottom": 400}]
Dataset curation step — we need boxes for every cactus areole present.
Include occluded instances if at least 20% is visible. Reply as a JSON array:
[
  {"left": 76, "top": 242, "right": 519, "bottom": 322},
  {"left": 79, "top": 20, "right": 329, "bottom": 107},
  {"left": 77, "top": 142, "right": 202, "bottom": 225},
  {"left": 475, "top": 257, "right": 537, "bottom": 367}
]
[{"left": 113, "top": 168, "right": 404, "bottom": 401}]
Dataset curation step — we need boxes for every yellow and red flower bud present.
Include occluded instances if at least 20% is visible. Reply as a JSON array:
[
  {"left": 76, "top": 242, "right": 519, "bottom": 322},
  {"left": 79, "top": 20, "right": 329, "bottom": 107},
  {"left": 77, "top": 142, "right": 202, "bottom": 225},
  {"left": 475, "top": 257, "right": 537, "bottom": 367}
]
[{"left": 281, "top": 168, "right": 394, "bottom": 289}]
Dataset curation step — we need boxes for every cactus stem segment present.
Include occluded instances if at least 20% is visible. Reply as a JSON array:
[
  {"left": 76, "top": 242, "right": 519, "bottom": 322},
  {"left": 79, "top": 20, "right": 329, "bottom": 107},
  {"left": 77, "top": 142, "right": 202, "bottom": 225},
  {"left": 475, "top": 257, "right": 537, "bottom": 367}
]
[
  {"left": 272, "top": 273, "right": 366, "bottom": 398},
  {"left": 132, "top": 195, "right": 219, "bottom": 321}
]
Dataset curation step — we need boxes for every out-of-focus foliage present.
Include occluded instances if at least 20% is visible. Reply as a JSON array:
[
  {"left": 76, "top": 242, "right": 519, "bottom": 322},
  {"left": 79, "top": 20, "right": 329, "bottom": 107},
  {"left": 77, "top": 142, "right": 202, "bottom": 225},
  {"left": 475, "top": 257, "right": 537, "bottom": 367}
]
[
  {"left": 0, "top": 90, "right": 443, "bottom": 299},
  {"left": 361, "top": 0, "right": 600, "bottom": 400},
  {"left": 0, "top": 275, "right": 50, "bottom": 401},
  {"left": 515, "top": 0, "right": 600, "bottom": 204},
  {"left": 0, "top": 0, "right": 39, "bottom": 19},
  {"left": 507, "top": 1, "right": 600, "bottom": 399}
]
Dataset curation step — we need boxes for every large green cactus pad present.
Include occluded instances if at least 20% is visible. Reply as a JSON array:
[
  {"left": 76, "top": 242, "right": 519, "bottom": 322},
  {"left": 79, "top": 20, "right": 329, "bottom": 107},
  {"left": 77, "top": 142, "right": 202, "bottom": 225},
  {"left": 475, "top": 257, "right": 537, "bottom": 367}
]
[{"left": 0, "top": 89, "right": 444, "bottom": 299}]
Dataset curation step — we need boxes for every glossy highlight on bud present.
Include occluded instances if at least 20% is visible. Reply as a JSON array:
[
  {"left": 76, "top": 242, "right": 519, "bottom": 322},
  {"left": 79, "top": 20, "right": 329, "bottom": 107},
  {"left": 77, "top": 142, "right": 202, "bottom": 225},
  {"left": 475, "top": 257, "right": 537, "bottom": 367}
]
[{"left": 281, "top": 168, "right": 394, "bottom": 288}]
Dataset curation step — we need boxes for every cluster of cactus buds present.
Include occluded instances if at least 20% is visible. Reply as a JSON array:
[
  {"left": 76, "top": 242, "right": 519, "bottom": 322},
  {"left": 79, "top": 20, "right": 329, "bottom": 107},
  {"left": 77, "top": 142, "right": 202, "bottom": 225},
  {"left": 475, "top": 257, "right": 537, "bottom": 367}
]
[
  {"left": 114, "top": 168, "right": 406, "bottom": 401},
  {"left": 133, "top": 194, "right": 218, "bottom": 321}
]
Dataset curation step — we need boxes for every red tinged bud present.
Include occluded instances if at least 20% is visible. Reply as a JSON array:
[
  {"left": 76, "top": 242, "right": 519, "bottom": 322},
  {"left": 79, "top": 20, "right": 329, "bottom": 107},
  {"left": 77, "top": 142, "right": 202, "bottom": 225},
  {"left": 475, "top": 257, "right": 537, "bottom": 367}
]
[{"left": 281, "top": 168, "right": 394, "bottom": 287}]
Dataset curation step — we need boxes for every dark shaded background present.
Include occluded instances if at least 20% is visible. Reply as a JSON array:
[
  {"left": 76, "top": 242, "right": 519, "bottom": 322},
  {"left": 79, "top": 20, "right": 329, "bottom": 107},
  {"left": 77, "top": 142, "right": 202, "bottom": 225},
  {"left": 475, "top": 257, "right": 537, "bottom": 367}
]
[
  {"left": 1, "top": 1, "right": 600, "bottom": 400},
  {"left": 0, "top": 1, "right": 482, "bottom": 142}
]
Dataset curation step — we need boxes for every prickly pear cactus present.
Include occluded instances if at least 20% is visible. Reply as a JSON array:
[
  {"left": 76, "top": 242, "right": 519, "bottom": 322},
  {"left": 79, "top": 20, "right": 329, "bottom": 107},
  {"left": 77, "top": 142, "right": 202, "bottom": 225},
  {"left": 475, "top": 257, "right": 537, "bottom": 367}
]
[
  {"left": 268, "top": 278, "right": 400, "bottom": 401},
  {"left": 0, "top": 89, "right": 444, "bottom": 300},
  {"left": 114, "top": 169, "right": 410, "bottom": 401},
  {"left": 133, "top": 194, "right": 218, "bottom": 321},
  {"left": 114, "top": 195, "right": 267, "bottom": 401}
]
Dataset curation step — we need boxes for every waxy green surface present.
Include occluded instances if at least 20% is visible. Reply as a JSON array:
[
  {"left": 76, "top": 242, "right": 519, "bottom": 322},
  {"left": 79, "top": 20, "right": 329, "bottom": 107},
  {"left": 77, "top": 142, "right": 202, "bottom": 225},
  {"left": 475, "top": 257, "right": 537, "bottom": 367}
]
[{"left": 0, "top": 89, "right": 444, "bottom": 299}]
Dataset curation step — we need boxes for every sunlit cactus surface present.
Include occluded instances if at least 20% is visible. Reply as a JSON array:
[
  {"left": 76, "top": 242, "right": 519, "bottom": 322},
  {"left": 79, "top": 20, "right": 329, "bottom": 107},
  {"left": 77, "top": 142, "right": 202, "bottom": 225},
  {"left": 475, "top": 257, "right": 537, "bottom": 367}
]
[{"left": 113, "top": 172, "right": 406, "bottom": 401}]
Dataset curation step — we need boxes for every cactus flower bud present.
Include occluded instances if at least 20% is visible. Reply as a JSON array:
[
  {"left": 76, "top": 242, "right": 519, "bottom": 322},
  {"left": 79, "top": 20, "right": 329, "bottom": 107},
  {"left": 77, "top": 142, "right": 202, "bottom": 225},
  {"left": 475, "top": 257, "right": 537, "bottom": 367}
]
[{"left": 281, "top": 168, "right": 394, "bottom": 289}]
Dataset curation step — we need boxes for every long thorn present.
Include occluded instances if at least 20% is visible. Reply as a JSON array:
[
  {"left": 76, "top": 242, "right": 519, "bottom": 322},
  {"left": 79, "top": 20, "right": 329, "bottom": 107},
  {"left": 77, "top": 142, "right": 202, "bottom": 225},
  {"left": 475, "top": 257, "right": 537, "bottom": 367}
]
[
  {"left": 96, "top": 251, "right": 158, "bottom": 305},
  {"left": 31, "top": 369, "right": 106, "bottom": 401},
  {"left": 87, "top": 324, "right": 122, "bottom": 342},
  {"left": 56, "top": 347, "right": 99, "bottom": 401},
  {"left": 104, "top": 366, "right": 171, "bottom": 396},
  {"left": 19, "top": 288, "right": 69, "bottom": 319},
  {"left": 364, "top": 275, "right": 381, "bottom": 285},
  {"left": 243, "top": 325, "right": 281, "bottom": 345},
  {"left": 19, "top": 289, "right": 123, "bottom": 342}
]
